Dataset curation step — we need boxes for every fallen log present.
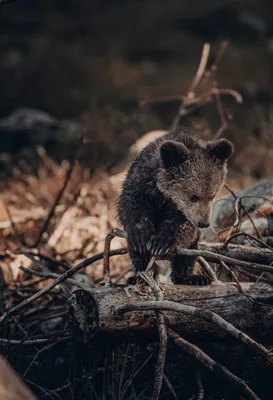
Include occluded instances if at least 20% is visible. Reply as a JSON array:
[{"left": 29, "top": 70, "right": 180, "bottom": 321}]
[{"left": 67, "top": 282, "right": 273, "bottom": 343}]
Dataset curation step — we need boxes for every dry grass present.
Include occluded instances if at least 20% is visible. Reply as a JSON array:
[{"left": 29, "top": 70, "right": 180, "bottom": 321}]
[{"left": 0, "top": 149, "right": 130, "bottom": 288}]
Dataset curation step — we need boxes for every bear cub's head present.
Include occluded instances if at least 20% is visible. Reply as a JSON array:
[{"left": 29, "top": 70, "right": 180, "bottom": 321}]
[{"left": 157, "top": 137, "right": 234, "bottom": 228}]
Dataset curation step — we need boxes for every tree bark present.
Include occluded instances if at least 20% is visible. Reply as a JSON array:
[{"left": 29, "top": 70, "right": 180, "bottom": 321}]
[{"left": 67, "top": 282, "right": 273, "bottom": 342}]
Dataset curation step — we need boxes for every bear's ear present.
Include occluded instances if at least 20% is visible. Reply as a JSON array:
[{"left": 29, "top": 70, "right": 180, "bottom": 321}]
[
  {"left": 207, "top": 139, "right": 234, "bottom": 162},
  {"left": 160, "top": 140, "right": 189, "bottom": 169}
]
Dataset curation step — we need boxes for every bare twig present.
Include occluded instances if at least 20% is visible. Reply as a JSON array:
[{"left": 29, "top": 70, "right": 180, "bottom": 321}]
[
  {"left": 1, "top": 199, "right": 29, "bottom": 246},
  {"left": 114, "top": 264, "right": 134, "bottom": 284},
  {"left": 139, "top": 271, "right": 167, "bottom": 400},
  {"left": 193, "top": 371, "right": 204, "bottom": 400},
  {"left": 197, "top": 256, "right": 218, "bottom": 282},
  {"left": 141, "top": 88, "right": 242, "bottom": 109},
  {"left": 168, "top": 328, "right": 260, "bottom": 400},
  {"left": 140, "top": 41, "right": 242, "bottom": 135},
  {"left": 96, "top": 236, "right": 273, "bottom": 276},
  {"left": 153, "top": 310, "right": 167, "bottom": 400},
  {"left": 224, "top": 185, "right": 269, "bottom": 246},
  {"left": 242, "top": 203, "right": 273, "bottom": 246},
  {"left": 0, "top": 335, "right": 70, "bottom": 345},
  {"left": 23, "top": 336, "right": 71, "bottom": 376},
  {"left": 19, "top": 266, "right": 91, "bottom": 290},
  {"left": 199, "top": 242, "right": 273, "bottom": 264},
  {"left": 145, "top": 255, "right": 158, "bottom": 281},
  {"left": 225, "top": 232, "right": 271, "bottom": 249},
  {"left": 163, "top": 374, "right": 177, "bottom": 400},
  {"left": 21, "top": 252, "right": 70, "bottom": 296},
  {"left": 209, "top": 41, "right": 229, "bottom": 73},
  {"left": 239, "top": 195, "right": 273, "bottom": 207},
  {"left": 187, "top": 43, "right": 211, "bottom": 96},
  {"left": 236, "top": 267, "right": 273, "bottom": 284},
  {"left": 220, "top": 260, "right": 245, "bottom": 294},
  {"left": 176, "top": 247, "right": 273, "bottom": 274},
  {"left": 213, "top": 82, "right": 228, "bottom": 139},
  {"left": 0, "top": 248, "right": 127, "bottom": 325},
  {"left": 103, "top": 229, "right": 127, "bottom": 285},
  {"left": 32, "top": 134, "right": 83, "bottom": 248},
  {"left": 16, "top": 251, "right": 70, "bottom": 270}
]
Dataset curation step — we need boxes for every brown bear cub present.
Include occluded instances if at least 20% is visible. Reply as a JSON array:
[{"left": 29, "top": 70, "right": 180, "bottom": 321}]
[{"left": 118, "top": 131, "right": 234, "bottom": 285}]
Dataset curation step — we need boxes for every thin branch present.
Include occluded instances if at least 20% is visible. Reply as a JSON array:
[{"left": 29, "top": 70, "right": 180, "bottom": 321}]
[
  {"left": 114, "top": 264, "right": 134, "bottom": 284},
  {"left": 140, "top": 41, "right": 241, "bottom": 136},
  {"left": 176, "top": 247, "right": 273, "bottom": 274},
  {"left": 103, "top": 229, "right": 127, "bottom": 285},
  {"left": 241, "top": 203, "right": 273, "bottom": 247},
  {"left": 16, "top": 251, "right": 70, "bottom": 270},
  {"left": 213, "top": 82, "right": 228, "bottom": 140},
  {"left": 0, "top": 335, "right": 70, "bottom": 345},
  {"left": 0, "top": 248, "right": 127, "bottom": 325},
  {"left": 193, "top": 371, "right": 204, "bottom": 400},
  {"left": 23, "top": 336, "right": 70, "bottom": 376},
  {"left": 19, "top": 266, "right": 91, "bottom": 290},
  {"left": 139, "top": 271, "right": 167, "bottom": 400},
  {"left": 118, "top": 300, "right": 272, "bottom": 362},
  {"left": 225, "top": 232, "right": 271, "bottom": 249},
  {"left": 236, "top": 267, "right": 273, "bottom": 284},
  {"left": 21, "top": 252, "right": 70, "bottom": 296},
  {"left": 153, "top": 309, "right": 167, "bottom": 400},
  {"left": 197, "top": 257, "right": 218, "bottom": 282},
  {"left": 209, "top": 41, "right": 229, "bottom": 73},
  {"left": 141, "top": 88, "right": 242, "bottom": 109},
  {"left": 168, "top": 328, "right": 260, "bottom": 400},
  {"left": 224, "top": 185, "right": 268, "bottom": 246},
  {"left": 163, "top": 374, "right": 177, "bottom": 400},
  {"left": 32, "top": 134, "right": 83, "bottom": 248},
  {"left": 223, "top": 197, "right": 241, "bottom": 245},
  {"left": 220, "top": 260, "right": 245, "bottom": 294},
  {"left": 1, "top": 199, "right": 29, "bottom": 246},
  {"left": 187, "top": 43, "right": 211, "bottom": 95}
]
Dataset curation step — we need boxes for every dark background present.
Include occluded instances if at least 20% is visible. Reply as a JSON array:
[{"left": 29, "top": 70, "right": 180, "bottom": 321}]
[{"left": 1, "top": 0, "right": 273, "bottom": 175}]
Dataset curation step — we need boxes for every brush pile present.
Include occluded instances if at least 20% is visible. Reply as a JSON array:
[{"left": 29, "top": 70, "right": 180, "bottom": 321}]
[
  {"left": 1, "top": 42, "right": 273, "bottom": 399},
  {"left": 0, "top": 143, "right": 272, "bottom": 400}
]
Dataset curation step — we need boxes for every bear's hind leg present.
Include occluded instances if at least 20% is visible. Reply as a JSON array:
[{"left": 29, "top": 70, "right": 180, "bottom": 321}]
[
  {"left": 171, "top": 254, "right": 211, "bottom": 286},
  {"left": 127, "top": 249, "right": 151, "bottom": 285}
]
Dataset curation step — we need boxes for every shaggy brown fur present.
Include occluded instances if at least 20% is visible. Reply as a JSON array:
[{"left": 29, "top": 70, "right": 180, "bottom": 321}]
[{"left": 118, "top": 131, "right": 234, "bottom": 285}]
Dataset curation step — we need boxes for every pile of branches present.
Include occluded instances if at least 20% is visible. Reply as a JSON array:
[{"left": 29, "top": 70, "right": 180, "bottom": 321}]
[
  {"left": 1, "top": 43, "right": 273, "bottom": 400},
  {"left": 2, "top": 225, "right": 273, "bottom": 399},
  {"left": 1, "top": 153, "right": 273, "bottom": 399}
]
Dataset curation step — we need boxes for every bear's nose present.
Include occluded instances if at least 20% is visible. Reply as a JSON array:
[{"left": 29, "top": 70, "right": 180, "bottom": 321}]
[{"left": 198, "top": 221, "right": 210, "bottom": 228}]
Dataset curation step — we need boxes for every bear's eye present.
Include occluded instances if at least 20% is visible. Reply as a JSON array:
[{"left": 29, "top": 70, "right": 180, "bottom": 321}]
[{"left": 190, "top": 195, "right": 200, "bottom": 203}]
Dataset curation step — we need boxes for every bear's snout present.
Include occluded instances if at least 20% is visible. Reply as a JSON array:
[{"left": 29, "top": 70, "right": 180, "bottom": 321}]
[{"left": 198, "top": 220, "right": 210, "bottom": 228}]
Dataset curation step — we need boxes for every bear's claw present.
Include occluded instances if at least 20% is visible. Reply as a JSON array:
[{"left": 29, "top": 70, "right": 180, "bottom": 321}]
[{"left": 147, "top": 234, "right": 172, "bottom": 255}]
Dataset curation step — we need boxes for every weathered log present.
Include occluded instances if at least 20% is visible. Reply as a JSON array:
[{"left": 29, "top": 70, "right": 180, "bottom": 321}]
[{"left": 67, "top": 282, "right": 273, "bottom": 343}]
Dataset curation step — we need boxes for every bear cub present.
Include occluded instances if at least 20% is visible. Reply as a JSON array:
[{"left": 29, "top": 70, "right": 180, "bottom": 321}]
[{"left": 118, "top": 131, "right": 234, "bottom": 285}]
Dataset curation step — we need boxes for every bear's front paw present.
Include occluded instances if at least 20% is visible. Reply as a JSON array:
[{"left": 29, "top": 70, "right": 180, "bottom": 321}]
[
  {"left": 174, "top": 275, "right": 211, "bottom": 286},
  {"left": 127, "top": 276, "right": 137, "bottom": 285},
  {"left": 128, "top": 226, "right": 153, "bottom": 253},
  {"left": 147, "top": 234, "right": 173, "bottom": 256}
]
